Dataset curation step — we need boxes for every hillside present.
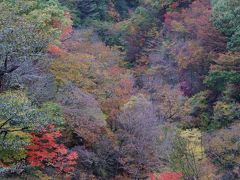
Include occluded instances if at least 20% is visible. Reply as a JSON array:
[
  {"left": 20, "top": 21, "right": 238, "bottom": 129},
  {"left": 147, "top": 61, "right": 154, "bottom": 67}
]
[{"left": 0, "top": 0, "right": 240, "bottom": 179}]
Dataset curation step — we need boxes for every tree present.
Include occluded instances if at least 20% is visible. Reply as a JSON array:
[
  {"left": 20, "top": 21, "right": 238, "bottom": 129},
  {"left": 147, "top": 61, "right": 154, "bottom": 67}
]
[
  {"left": 59, "top": 0, "right": 108, "bottom": 25},
  {"left": 164, "top": 0, "right": 227, "bottom": 95},
  {"left": 212, "top": 101, "right": 240, "bottom": 129},
  {"left": 209, "top": 52, "right": 240, "bottom": 101},
  {"left": 51, "top": 34, "right": 133, "bottom": 129},
  {"left": 73, "top": 136, "right": 121, "bottom": 179},
  {"left": 212, "top": 0, "right": 240, "bottom": 51},
  {"left": 4, "top": 0, "right": 70, "bottom": 37},
  {"left": 204, "top": 70, "right": 240, "bottom": 93},
  {"left": 165, "top": 0, "right": 226, "bottom": 52},
  {"left": 122, "top": 6, "right": 158, "bottom": 64},
  {"left": 27, "top": 125, "right": 78, "bottom": 175},
  {"left": 169, "top": 130, "right": 201, "bottom": 179},
  {"left": 0, "top": 91, "right": 64, "bottom": 164},
  {"left": 203, "top": 122, "right": 240, "bottom": 179},
  {"left": 116, "top": 95, "right": 161, "bottom": 178},
  {"left": 0, "top": 0, "right": 71, "bottom": 86},
  {"left": 0, "top": 11, "right": 48, "bottom": 81},
  {"left": 151, "top": 85, "right": 185, "bottom": 121}
]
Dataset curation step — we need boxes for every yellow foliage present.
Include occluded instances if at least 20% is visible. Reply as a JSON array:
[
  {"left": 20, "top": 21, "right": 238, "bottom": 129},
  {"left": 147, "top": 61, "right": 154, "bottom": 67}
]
[
  {"left": 121, "top": 94, "right": 149, "bottom": 110},
  {"left": 180, "top": 128, "right": 205, "bottom": 161},
  {"left": 34, "top": 171, "right": 52, "bottom": 180},
  {"left": 170, "top": 20, "right": 187, "bottom": 32},
  {"left": 51, "top": 53, "right": 97, "bottom": 91},
  {"left": 0, "top": 122, "right": 31, "bottom": 164}
]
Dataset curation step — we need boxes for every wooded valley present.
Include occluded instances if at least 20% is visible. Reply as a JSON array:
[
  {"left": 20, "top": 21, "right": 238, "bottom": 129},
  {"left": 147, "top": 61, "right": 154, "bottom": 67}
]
[{"left": 0, "top": 0, "right": 240, "bottom": 179}]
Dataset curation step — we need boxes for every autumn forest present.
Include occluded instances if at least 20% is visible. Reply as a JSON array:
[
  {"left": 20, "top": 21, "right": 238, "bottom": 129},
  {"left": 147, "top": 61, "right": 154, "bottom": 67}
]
[{"left": 0, "top": 0, "right": 240, "bottom": 179}]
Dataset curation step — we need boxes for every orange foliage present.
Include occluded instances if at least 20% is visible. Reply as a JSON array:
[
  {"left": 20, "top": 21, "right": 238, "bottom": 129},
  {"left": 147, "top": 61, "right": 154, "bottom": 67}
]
[
  {"left": 107, "top": 65, "right": 124, "bottom": 76},
  {"left": 60, "top": 12, "right": 73, "bottom": 40},
  {"left": 48, "top": 44, "right": 65, "bottom": 56},
  {"left": 48, "top": 11, "right": 72, "bottom": 55},
  {"left": 51, "top": 11, "right": 73, "bottom": 41},
  {"left": 60, "top": 26, "right": 73, "bottom": 40},
  {"left": 101, "top": 77, "right": 134, "bottom": 129}
]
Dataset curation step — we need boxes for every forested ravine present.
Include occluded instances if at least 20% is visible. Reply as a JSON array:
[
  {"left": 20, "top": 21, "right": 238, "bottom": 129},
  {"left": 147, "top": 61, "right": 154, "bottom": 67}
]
[{"left": 1, "top": 0, "right": 240, "bottom": 180}]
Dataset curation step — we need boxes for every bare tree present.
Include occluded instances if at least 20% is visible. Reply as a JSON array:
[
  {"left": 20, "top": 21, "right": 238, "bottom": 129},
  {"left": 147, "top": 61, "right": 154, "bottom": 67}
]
[{"left": 116, "top": 95, "right": 162, "bottom": 179}]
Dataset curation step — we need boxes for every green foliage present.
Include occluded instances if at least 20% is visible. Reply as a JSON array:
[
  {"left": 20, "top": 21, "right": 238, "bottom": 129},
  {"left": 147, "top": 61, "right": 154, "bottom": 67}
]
[
  {"left": 184, "top": 89, "right": 240, "bottom": 130},
  {"left": 211, "top": 0, "right": 240, "bottom": 51},
  {"left": 199, "top": 112, "right": 211, "bottom": 130},
  {"left": 0, "top": 0, "right": 69, "bottom": 41},
  {"left": 0, "top": 91, "right": 63, "bottom": 129},
  {"left": 112, "top": 0, "right": 130, "bottom": 18},
  {"left": 0, "top": 131, "right": 30, "bottom": 164},
  {"left": 91, "top": 21, "right": 125, "bottom": 47},
  {"left": 141, "top": 0, "right": 173, "bottom": 10},
  {"left": 204, "top": 71, "right": 240, "bottom": 92},
  {"left": 0, "top": 5, "right": 48, "bottom": 75},
  {"left": 0, "top": 0, "right": 71, "bottom": 78},
  {"left": 60, "top": 0, "right": 108, "bottom": 26},
  {"left": 60, "top": 0, "right": 141, "bottom": 26},
  {"left": 38, "top": 102, "right": 64, "bottom": 126},
  {"left": 142, "top": 0, "right": 193, "bottom": 11},
  {"left": 212, "top": 101, "right": 240, "bottom": 129},
  {"left": 185, "top": 91, "right": 209, "bottom": 117}
]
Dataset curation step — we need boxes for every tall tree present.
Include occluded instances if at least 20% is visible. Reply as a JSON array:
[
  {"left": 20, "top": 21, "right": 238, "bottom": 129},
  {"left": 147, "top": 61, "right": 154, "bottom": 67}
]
[{"left": 212, "top": 0, "right": 240, "bottom": 51}]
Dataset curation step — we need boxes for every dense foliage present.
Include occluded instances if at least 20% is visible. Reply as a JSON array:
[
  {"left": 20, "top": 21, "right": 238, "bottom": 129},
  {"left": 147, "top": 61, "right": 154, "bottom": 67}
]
[{"left": 1, "top": 0, "right": 240, "bottom": 179}]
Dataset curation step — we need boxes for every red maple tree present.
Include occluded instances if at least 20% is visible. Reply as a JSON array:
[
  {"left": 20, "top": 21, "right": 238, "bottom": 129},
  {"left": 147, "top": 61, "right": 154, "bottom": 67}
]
[
  {"left": 26, "top": 125, "right": 78, "bottom": 174},
  {"left": 150, "top": 172, "right": 183, "bottom": 180}
]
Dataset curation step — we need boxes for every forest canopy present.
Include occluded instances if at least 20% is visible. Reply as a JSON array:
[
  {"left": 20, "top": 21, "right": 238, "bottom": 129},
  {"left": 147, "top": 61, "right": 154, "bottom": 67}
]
[{"left": 0, "top": 0, "right": 240, "bottom": 179}]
